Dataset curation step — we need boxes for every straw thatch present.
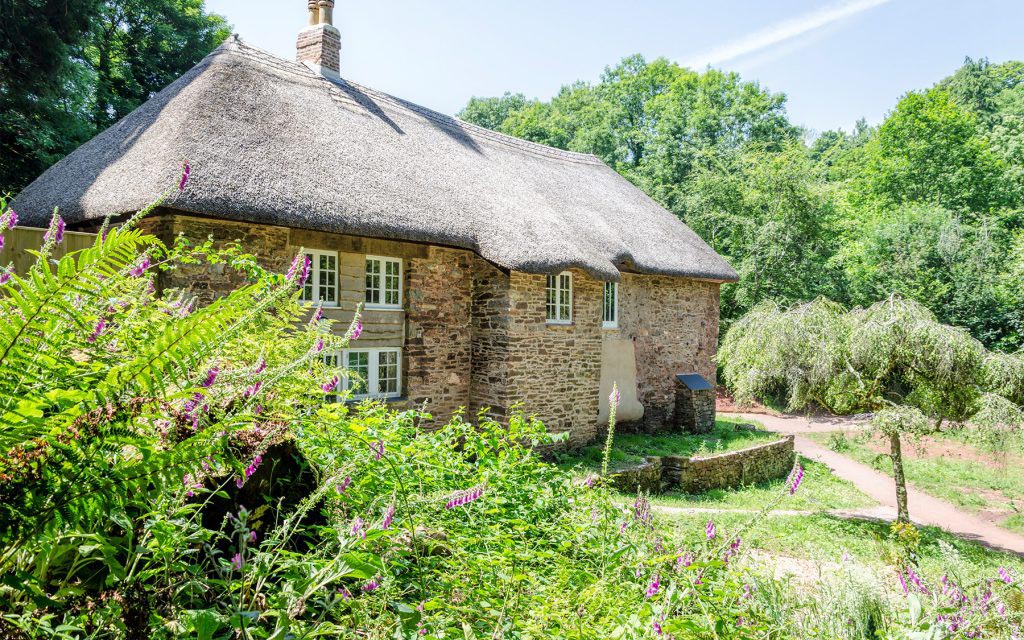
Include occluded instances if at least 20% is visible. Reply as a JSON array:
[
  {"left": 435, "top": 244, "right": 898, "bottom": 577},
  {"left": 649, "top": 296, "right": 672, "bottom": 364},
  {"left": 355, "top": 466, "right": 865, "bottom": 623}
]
[{"left": 13, "top": 36, "right": 737, "bottom": 282}]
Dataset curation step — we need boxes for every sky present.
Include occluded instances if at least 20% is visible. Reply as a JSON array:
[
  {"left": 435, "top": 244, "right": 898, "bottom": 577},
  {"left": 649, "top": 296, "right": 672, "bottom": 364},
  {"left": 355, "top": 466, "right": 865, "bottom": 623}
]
[{"left": 204, "top": 0, "right": 1024, "bottom": 135}]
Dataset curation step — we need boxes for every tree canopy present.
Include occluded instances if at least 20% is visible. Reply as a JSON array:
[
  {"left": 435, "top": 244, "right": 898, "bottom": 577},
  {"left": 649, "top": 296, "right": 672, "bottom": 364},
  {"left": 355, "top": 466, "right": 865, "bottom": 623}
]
[
  {"left": 461, "top": 55, "right": 1024, "bottom": 351},
  {"left": 0, "top": 0, "right": 230, "bottom": 196}
]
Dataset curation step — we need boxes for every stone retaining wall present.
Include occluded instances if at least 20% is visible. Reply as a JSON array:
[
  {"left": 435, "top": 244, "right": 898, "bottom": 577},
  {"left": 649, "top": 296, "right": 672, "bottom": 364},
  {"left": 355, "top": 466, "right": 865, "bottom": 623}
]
[{"left": 610, "top": 436, "right": 795, "bottom": 494}]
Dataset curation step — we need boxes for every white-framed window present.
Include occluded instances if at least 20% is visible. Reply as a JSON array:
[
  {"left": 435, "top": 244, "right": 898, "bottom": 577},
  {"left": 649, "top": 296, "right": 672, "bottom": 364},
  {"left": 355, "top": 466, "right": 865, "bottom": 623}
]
[
  {"left": 333, "top": 348, "right": 402, "bottom": 400},
  {"left": 365, "top": 256, "right": 402, "bottom": 309},
  {"left": 603, "top": 281, "right": 619, "bottom": 329},
  {"left": 545, "top": 272, "right": 572, "bottom": 324},
  {"left": 299, "top": 249, "right": 339, "bottom": 306}
]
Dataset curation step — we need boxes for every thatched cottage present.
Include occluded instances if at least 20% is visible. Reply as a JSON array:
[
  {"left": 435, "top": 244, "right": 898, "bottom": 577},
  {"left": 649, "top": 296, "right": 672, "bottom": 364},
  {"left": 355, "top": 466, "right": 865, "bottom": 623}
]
[{"left": 12, "top": 1, "right": 737, "bottom": 444}]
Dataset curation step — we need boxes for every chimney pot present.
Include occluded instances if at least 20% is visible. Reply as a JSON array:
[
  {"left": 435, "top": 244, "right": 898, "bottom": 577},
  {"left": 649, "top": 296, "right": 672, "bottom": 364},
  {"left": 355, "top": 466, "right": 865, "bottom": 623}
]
[{"left": 297, "top": 0, "right": 340, "bottom": 77}]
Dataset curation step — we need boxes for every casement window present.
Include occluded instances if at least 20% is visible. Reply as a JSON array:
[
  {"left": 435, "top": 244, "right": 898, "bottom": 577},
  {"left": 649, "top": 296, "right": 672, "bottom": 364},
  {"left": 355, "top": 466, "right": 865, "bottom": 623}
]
[
  {"left": 365, "top": 256, "right": 402, "bottom": 309},
  {"left": 336, "top": 348, "right": 402, "bottom": 400},
  {"left": 299, "top": 249, "right": 338, "bottom": 306},
  {"left": 545, "top": 272, "right": 572, "bottom": 324},
  {"left": 603, "top": 281, "right": 619, "bottom": 329}
]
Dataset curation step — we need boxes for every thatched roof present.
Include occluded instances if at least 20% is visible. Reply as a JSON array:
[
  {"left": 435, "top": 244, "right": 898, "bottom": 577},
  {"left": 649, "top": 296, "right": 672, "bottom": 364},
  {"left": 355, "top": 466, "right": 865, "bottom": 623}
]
[{"left": 13, "top": 36, "right": 737, "bottom": 282}]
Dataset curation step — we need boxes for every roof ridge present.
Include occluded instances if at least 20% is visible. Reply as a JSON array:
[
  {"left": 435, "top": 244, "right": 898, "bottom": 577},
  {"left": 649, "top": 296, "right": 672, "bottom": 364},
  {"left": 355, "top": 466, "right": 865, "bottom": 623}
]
[{"left": 219, "top": 36, "right": 605, "bottom": 166}]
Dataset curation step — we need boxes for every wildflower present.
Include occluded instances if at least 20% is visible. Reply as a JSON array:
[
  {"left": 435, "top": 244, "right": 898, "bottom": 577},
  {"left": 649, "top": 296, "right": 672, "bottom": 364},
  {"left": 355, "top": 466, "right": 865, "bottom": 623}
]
[
  {"left": 362, "top": 576, "right": 380, "bottom": 592},
  {"left": 582, "top": 474, "right": 599, "bottom": 488},
  {"left": 676, "top": 550, "right": 693, "bottom": 571},
  {"left": 609, "top": 384, "right": 621, "bottom": 406},
  {"left": 351, "top": 319, "right": 363, "bottom": 341},
  {"left": 370, "top": 440, "right": 385, "bottom": 460},
  {"left": 705, "top": 519, "right": 716, "bottom": 540},
  {"left": 336, "top": 476, "right": 352, "bottom": 493},
  {"left": 146, "top": 279, "right": 156, "bottom": 295},
  {"left": 313, "top": 338, "right": 325, "bottom": 354},
  {"left": 298, "top": 255, "right": 312, "bottom": 286},
  {"left": 250, "top": 531, "right": 258, "bottom": 543},
  {"left": 253, "top": 358, "right": 267, "bottom": 375},
  {"left": 0, "top": 268, "right": 10, "bottom": 286},
  {"left": 179, "top": 160, "right": 191, "bottom": 192},
  {"left": 129, "top": 256, "right": 151, "bottom": 277},
  {"left": 86, "top": 318, "right": 106, "bottom": 343},
  {"left": 743, "top": 583, "right": 754, "bottom": 600},
  {"left": 999, "top": 567, "right": 1013, "bottom": 584},
  {"left": 44, "top": 214, "right": 65, "bottom": 246},
  {"left": 351, "top": 516, "right": 365, "bottom": 538},
  {"left": 652, "top": 620, "right": 663, "bottom": 635},
  {"left": 243, "top": 380, "right": 262, "bottom": 399},
  {"left": 632, "top": 495, "right": 652, "bottom": 528},
  {"left": 245, "top": 455, "right": 263, "bottom": 479},
  {"left": 322, "top": 376, "right": 340, "bottom": 393},
  {"left": 201, "top": 367, "right": 219, "bottom": 388},
  {"left": 310, "top": 306, "right": 324, "bottom": 325},
  {"left": 445, "top": 485, "right": 485, "bottom": 509},
  {"left": 287, "top": 254, "right": 302, "bottom": 280},
  {"left": 381, "top": 504, "right": 395, "bottom": 530},
  {"left": 997, "top": 602, "right": 1007, "bottom": 617},
  {"left": 231, "top": 552, "right": 243, "bottom": 570},
  {"left": 338, "top": 587, "right": 352, "bottom": 601},
  {"left": 618, "top": 520, "right": 629, "bottom": 535},
  {"left": 907, "top": 569, "right": 927, "bottom": 594},
  {"left": 645, "top": 574, "right": 660, "bottom": 598},
  {"left": 183, "top": 473, "right": 203, "bottom": 498},
  {"left": 898, "top": 571, "right": 908, "bottom": 595},
  {"left": 1, "top": 209, "right": 18, "bottom": 230},
  {"left": 694, "top": 570, "right": 704, "bottom": 585},
  {"left": 786, "top": 462, "right": 804, "bottom": 495}
]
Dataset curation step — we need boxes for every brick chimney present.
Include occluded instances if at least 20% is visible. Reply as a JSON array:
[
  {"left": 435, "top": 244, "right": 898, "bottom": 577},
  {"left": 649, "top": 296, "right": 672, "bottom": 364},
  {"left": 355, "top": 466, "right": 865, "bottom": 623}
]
[{"left": 297, "top": 0, "right": 341, "bottom": 78}]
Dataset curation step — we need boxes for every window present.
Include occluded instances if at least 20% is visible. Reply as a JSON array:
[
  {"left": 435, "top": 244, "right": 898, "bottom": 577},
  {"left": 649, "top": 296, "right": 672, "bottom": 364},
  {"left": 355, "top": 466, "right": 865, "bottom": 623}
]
[
  {"left": 365, "top": 256, "right": 402, "bottom": 309},
  {"left": 545, "top": 272, "right": 572, "bottom": 324},
  {"left": 299, "top": 249, "right": 338, "bottom": 306},
  {"left": 335, "top": 348, "right": 402, "bottom": 400},
  {"left": 603, "top": 281, "right": 619, "bottom": 329}
]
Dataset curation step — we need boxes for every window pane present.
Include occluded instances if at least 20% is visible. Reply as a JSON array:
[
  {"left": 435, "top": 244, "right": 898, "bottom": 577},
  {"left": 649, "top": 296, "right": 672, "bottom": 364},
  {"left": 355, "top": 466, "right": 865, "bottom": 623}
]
[
  {"left": 365, "top": 259, "right": 380, "bottom": 304},
  {"left": 546, "top": 275, "right": 557, "bottom": 321},
  {"left": 346, "top": 351, "right": 369, "bottom": 395},
  {"left": 604, "top": 282, "right": 617, "bottom": 324},
  {"left": 377, "top": 351, "right": 399, "bottom": 395}
]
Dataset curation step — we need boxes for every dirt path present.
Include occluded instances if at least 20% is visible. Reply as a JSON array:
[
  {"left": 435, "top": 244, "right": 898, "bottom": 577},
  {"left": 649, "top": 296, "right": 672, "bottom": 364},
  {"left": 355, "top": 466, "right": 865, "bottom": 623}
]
[{"left": 722, "top": 412, "right": 1024, "bottom": 556}]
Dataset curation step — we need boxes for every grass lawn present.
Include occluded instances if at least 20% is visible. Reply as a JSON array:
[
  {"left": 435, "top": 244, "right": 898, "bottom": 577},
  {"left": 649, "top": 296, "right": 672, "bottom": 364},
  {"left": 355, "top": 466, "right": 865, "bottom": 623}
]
[
  {"left": 649, "top": 455, "right": 878, "bottom": 511},
  {"left": 556, "top": 416, "right": 780, "bottom": 472},
  {"left": 809, "top": 430, "right": 1024, "bottom": 533},
  {"left": 660, "top": 510, "right": 1024, "bottom": 585}
]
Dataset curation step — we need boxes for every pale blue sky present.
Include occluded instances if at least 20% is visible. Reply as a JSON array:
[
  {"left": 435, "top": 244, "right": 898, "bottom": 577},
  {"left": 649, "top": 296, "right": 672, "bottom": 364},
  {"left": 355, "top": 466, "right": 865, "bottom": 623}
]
[{"left": 205, "top": 0, "right": 1024, "bottom": 135}]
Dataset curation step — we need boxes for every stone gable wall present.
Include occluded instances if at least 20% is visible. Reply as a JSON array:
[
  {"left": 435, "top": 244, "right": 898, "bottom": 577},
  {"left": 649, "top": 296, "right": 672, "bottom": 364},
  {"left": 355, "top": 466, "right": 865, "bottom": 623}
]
[{"left": 618, "top": 275, "right": 721, "bottom": 431}]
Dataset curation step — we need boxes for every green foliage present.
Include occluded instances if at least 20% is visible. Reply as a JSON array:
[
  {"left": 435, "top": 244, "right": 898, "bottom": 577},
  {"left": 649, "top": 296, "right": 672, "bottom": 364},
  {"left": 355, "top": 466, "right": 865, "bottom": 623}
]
[
  {"left": 463, "top": 55, "right": 1024, "bottom": 350},
  {"left": 0, "top": 0, "right": 229, "bottom": 195}
]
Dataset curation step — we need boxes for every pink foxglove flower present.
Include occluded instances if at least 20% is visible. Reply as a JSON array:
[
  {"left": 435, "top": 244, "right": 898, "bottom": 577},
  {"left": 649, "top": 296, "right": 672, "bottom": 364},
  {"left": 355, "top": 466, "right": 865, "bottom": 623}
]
[
  {"left": 310, "top": 307, "right": 324, "bottom": 325},
  {"left": 351, "top": 319, "right": 363, "bottom": 341},
  {"left": 645, "top": 574, "right": 660, "bottom": 598},
  {"left": 445, "top": 485, "right": 484, "bottom": 509},
  {"left": 230, "top": 552, "right": 243, "bottom": 570},
  {"left": 129, "top": 256, "right": 150, "bottom": 277},
  {"left": 0, "top": 268, "right": 10, "bottom": 286},
  {"left": 787, "top": 462, "right": 804, "bottom": 495},
  {"left": 86, "top": 318, "right": 106, "bottom": 343},
  {"left": 336, "top": 476, "right": 351, "bottom": 493},
  {"left": 370, "top": 440, "right": 385, "bottom": 460},
  {"left": 322, "top": 376, "right": 340, "bottom": 393},
  {"left": 287, "top": 254, "right": 302, "bottom": 281},
  {"left": 705, "top": 520, "right": 716, "bottom": 540},
  {"left": 179, "top": 160, "right": 191, "bottom": 192},
  {"left": 999, "top": 567, "right": 1012, "bottom": 584},
  {"left": 350, "top": 516, "right": 366, "bottom": 538},
  {"left": 44, "top": 214, "right": 65, "bottom": 245},
  {"left": 253, "top": 358, "right": 267, "bottom": 375},
  {"left": 362, "top": 576, "right": 380, "bottom": 592},
  {"left": 381, "top": 504, "right": 395, "bottom": 530},
  {"left": 609, "top": 384, "right": 620, "bottom": 406},
  {"left": 298, "top": 255, "right": 312, "bottom": 287},
  {"left": 243, "top": 380, "right": 262, "bottom": 399}
]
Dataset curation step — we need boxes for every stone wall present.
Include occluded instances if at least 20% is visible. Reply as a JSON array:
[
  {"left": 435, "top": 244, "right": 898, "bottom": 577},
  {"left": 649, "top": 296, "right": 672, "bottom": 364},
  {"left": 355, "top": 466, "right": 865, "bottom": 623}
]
[
  {"left": 617, "top": 275, "right": 721, "bottom": 432},
  {"left": 504, "top": 269, "right": 603, "bottom": 445},
  {"left": 135, "top": 213, "right": 723, "bottom": 444},
  {"left": 675, "top": 386, "right": 716, "bottom": 434},
  {"left": 662, "top": 436, "right": 795, "bottom": 494},
  {"left": 607, "top": 436, "right": 795, "bottom": 495}
]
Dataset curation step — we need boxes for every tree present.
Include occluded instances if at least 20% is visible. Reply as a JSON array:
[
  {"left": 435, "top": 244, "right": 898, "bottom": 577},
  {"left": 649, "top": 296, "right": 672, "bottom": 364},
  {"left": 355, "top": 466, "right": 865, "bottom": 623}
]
[
  {"left": 83, "top": 0, "right": 231, "bottom": 129},
  {"left": 0, "top": 0, "right": 229, "bottom": 195},
  {"left": 719, "top": 296, "right": 1023, "bottom": 522},
  {"left": 459, "top": 93, "right": 528, "bottom": 131},
  {"left": 0, "top": 0, "right": 100, "bottom": 195}
]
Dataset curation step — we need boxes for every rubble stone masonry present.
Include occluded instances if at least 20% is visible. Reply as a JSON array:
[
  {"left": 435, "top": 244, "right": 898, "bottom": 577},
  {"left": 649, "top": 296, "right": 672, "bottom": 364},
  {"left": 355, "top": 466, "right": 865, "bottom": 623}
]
[{"left": 141, "top": 213, "right": 722, "bottom": 443}]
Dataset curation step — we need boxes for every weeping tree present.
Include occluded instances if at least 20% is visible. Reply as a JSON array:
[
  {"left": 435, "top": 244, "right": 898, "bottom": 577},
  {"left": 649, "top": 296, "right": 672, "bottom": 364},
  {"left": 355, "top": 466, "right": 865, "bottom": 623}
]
[{"left": 719, "top": 295, "right": 1024, "bottom": 522}]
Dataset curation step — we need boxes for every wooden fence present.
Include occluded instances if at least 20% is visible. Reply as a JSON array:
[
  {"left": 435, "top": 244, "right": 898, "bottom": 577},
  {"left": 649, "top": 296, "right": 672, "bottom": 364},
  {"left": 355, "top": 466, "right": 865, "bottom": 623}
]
[{"left": 0, "top": 227, "right": 98, "bottom": 275}]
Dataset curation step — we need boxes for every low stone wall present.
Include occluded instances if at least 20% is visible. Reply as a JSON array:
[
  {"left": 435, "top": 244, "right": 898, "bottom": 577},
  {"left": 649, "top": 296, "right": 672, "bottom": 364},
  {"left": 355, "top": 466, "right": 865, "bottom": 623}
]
[
  {"left": 609, "top": 457, "right": 663, "bottom": 494},
  {"left": 607, "top": 436, "right": 795, "bottom": 494}
]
